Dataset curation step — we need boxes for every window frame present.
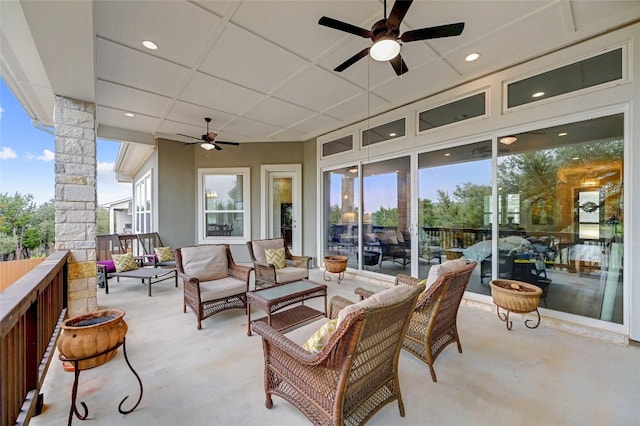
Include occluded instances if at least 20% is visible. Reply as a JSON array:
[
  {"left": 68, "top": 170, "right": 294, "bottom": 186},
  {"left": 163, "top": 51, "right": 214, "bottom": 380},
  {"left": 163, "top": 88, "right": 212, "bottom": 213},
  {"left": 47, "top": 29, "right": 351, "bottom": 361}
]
[
  {"left": 197, "top": 167, "right": 251, "bottom": 244},
  {"left": 134, "top": 170, "right": 152, "bottom": 234}
]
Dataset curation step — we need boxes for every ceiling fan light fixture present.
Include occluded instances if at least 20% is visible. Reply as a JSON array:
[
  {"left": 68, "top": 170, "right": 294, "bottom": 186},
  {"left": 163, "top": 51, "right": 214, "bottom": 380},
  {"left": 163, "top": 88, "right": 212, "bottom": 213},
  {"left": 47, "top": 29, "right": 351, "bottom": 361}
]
[
  {"left": 370, "top": 38, "right": 400, "bottom": 61},
  {"left": 201, "top": 142, "right": 216, "bottom": 151}
]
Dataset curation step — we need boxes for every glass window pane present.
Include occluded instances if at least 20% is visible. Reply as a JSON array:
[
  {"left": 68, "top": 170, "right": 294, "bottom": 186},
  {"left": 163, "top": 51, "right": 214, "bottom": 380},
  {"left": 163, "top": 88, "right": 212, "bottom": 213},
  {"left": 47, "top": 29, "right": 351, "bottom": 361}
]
[
  {"left": 418, "top": 141, "right": 492, "bottom": 288},
  {"left": 496, "top": 113, "right": 623, "bottom": 323},
  {"left": 507, "top": 48, "right": 623, "bottom": 108},
  {"left": 418, "top": 92, "right": 486, "bottom": 132},
  {"left": 362, "top": 118, "right": 406, "bottom": 147},
  {"left": 322, "top": 135, "right": 353, "bottom": 157},
  {"left": 198, "top": 169, "right": 249, "bottom": 242}
]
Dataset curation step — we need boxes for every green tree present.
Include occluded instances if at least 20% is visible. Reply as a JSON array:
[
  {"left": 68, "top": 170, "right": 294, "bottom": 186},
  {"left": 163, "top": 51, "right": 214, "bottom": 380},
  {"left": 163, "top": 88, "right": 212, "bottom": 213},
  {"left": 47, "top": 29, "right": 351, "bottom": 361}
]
[
  {"left": 0, "top": 192, "right": 37, "bottom": 259},
  {"left": 97, "top": 207, "right": 110, "bottom": 235},
  {"left": 329, "top": 204, "right": 342, "bottom": 225},
  {"left": 373, "top": 206, "right": 398, "bottom": 226}
]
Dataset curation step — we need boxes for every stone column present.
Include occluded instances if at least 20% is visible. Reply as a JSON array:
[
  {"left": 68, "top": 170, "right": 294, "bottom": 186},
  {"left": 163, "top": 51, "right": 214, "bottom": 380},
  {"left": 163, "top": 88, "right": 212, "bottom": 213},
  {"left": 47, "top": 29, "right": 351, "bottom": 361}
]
[{"left": 53, "top": 96, "right": 98, "bottom": 317}]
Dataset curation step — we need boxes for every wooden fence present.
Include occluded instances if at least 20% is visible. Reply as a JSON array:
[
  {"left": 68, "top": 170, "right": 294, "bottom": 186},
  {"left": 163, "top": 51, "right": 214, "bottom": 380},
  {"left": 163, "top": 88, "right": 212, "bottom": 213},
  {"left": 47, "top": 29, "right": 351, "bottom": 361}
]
[{"left": 0, "top": 258, "right": 45, "bottom": 292}]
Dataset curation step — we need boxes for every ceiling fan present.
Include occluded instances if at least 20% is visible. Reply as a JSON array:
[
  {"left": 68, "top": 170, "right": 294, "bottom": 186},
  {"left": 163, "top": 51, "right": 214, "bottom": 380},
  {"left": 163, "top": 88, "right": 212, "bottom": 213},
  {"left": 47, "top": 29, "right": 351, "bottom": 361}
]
[
  {"left": 178, "top": 117, "right": 240, "bottom": 151},
  {"left": 318, "top": 0, "right": 464, "bottom": 76}
]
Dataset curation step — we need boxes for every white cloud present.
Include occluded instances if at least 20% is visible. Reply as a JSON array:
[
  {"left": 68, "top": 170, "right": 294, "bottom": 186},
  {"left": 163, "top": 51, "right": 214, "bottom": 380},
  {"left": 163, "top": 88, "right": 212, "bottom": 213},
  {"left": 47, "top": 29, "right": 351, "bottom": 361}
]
[
  {"left": 36, "top": 149, "right": 55, "bottom": 161},
  {"left": 0, "top": 146, "right": 17, "bottom": 159},
  {"left": 97, "top": 161, "right": 114, "bottom": 172},
  {"left": 0, "top": 105, "right": 4, "bottom": 119}
]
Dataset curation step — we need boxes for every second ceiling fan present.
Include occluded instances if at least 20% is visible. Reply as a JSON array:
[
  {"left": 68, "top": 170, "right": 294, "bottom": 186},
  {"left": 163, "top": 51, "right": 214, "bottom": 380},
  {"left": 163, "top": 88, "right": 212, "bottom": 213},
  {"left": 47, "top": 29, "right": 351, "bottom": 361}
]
[{"left": 319, "top": 0, "right": 465, "bottom": 76}]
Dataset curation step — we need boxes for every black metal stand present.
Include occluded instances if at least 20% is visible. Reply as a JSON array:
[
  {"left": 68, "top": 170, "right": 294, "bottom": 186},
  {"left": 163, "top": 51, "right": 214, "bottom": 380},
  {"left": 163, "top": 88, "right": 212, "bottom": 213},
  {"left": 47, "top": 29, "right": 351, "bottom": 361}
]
[
  {"left": 496, "top": 306, "right": 541, "bottom": 330},
  {"left": 323, "top": 269, "right": 345, "bottom": 284},
  {"left": 59, "top": 337, "right": 143, "bottom": 425}
]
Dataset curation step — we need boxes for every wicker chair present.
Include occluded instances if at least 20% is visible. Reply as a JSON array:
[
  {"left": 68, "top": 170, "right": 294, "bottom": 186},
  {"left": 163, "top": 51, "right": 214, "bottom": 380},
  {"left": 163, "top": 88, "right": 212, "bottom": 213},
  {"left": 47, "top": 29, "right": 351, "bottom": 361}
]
[
  {"left": 247, "top": 238, "right": 312, "bottom": 288},
  {"left": 251, "top": 282, "right": 424, "bottom": 426},
  {"left": 175, "top": 245, "right": 253, "bottom": 330},
  {"left": 355, "top": 261, "right": 477, "bottom": 383}
]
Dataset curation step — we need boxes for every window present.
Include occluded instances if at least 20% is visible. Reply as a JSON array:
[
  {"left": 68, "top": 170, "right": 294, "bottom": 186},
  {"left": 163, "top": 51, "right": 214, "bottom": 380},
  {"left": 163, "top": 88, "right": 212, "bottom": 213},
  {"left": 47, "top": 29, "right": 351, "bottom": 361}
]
[
  {"left": 134, "top": 171, "right": 152, "bottom": 233},
  {"left": 418, "top": 92, "right": 487, "bottom": 132},
  {"left": 362, "top": 118, "right": 406, "bottom": 147},
  {"left": 197, "top": 168, "right": 250, "bottom": 244},
  {"left": 507, "top": 47, "right": 624, "bottom": 108},
  {"left": 322, "top": 135, "right": 353, "bottom": 157}
]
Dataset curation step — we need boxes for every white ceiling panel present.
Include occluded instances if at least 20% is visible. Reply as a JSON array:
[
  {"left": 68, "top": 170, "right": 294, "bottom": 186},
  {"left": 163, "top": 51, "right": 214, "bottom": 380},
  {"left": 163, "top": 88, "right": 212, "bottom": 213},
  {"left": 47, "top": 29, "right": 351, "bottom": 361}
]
[
  {"left": 323, "top": 92, "right": 390, "bottom": 123},
  {"left": 193, "top": 0, "right": 235, "bottom": 17},
  {"left": 268, "top": 128, "right": 308, "bottom": 142},
  {"left": 273, "top": 67, "right": 362, "bottom": 112},
  {"left": 165, "top": 101, "right": 238, "bottom": 129},
  {"left": 244, "top": 97, "right": 317, "bottom": 128},
  {"left": 96, "top": 81, "right": 171, "bottom": 118},
  {"left": 288, "top": 113, "right": 343, "bottom": 136},
  {"left": 97, "top": 106, "right": 162, "bottom": 133},
  {"left": 96, "top": 38, "right": 189, "bottom": 97},
  {"left": 200, "top": 23, "right": 310, "bottom": 94},
  {"left": 221, "top": 117, "right": 285, "bottom": 139},
  {"left": 180, "top": 71, "right": 265, "bottom": 115},
  {"left": 94, "top": 1, "right": 221, "bottom": 66},
  {"left": 572, "top": 1, "right": 640, "bottom": 31}
]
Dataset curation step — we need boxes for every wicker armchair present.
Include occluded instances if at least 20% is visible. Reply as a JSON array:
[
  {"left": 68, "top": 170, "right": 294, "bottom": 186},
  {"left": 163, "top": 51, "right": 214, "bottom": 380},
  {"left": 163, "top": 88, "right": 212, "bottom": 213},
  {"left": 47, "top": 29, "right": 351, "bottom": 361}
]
[
  {"left": 251, "top": 282, "right": 424, "bottom": 426},
  {"left": 247, "top": 238, "right": 312, "bottom": 288},
  {"left": 175, "top": 245, "right": 253, "bottom": 330},
  {"left": 355, "top": 261, "right": 477, "bottom": 382}
]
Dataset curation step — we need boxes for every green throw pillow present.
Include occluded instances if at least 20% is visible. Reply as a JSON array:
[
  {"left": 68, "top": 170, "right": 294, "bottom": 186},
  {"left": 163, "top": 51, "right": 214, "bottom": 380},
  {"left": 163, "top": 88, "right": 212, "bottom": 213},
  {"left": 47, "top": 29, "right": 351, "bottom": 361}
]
[
  {"left": 302, "top": 319, "right": 338, "bottom": 353},
  {"left": 265, "top": 248, "right": 285, "bottom": 269},
  {"left": 154, "top": 246, "right": 175, "bottom": 263},
  {"left": 112, "top": 252, "right": 138, "bottom": 273}
]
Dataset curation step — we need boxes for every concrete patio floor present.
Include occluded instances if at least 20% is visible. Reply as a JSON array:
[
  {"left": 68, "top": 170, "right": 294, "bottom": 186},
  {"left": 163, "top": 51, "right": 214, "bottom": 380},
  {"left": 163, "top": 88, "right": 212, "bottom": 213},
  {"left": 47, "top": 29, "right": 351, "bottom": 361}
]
[{"left": 32, "top": 269, "right": 640, "bottom": 426}]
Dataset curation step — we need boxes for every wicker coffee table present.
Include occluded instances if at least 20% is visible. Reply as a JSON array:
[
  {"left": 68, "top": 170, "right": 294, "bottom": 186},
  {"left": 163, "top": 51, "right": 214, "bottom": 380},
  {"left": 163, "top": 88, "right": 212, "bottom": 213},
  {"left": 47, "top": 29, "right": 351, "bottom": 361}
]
[{"left": 247, "top": 280, "right": 327, "bottom": 336}]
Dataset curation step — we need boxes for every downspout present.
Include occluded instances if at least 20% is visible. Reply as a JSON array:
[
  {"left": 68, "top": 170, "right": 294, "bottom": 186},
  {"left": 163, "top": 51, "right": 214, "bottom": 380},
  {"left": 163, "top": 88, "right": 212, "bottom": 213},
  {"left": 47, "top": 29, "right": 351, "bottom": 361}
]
[{"left": 31, "top": 118, "right": 55, "bottom": 135}]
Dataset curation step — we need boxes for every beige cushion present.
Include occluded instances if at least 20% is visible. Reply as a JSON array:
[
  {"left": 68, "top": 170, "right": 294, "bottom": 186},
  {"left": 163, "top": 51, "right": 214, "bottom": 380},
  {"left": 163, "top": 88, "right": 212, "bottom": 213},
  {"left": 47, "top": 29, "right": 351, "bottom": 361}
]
[
  {"left": 275, "top": 267, "right": 309, "bottom": 283},
  {"left": 252, "top": 239, "right": 284, "bottom": 263},
  {"left": 375, "top": 231, "right": 398, "bottom": 245},
  {"left": 112, "top": 253, "right": 138, "bottom": 272},
  {"left": 198, "top": 276, "right": 246, "bottom": 302},
  {"left": 426, "top": 258, "right": 468, "bottom": 287},
  {"left": 181, "top": 245, "right": 228, "bottom": 281},
  {"left": 302, "top": 318, "right": 338, "bottom": 353},
  {"left": 154, "top": 246, "right": 175, "bottom": 262},
  {"left": 337, "top": 285, "right": 414, "bottom": 325},
  {"left": 285, "top": 318, "right": 329, "bottom": 346},
  {"left": 265, "top": 248, "right": 286, "bottom": 269}
]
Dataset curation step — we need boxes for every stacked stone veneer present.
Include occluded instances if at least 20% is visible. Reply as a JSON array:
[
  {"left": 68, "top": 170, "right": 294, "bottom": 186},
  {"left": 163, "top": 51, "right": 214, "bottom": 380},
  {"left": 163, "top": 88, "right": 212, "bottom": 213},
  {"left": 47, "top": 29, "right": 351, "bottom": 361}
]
[{"left": 53, "top": 96, "right": 98, "bottom": 317}]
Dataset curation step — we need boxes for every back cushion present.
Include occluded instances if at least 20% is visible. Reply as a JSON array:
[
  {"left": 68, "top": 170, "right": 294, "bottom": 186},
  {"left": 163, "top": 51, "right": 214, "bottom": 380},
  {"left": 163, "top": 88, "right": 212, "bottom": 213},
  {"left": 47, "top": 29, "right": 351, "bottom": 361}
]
[
  {"left": 181, "top": 245, "right": 228, "bottom": 281},
  {"left": 337, "top": 285, "right": 414, "bottom": 325},
  {"left": 426, "top": 258, "right": 468, "bottom": 287},
  {"left": 252, "top": 239, "right": 284, "bottom": 263}
]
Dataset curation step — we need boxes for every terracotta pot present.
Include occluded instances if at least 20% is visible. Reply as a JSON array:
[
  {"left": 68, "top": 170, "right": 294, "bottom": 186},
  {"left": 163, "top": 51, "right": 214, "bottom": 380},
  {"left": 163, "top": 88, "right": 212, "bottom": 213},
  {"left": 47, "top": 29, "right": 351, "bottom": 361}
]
[
  {"left": 57, "top": 308, "right": 127, "bottom": 370},
  {"left": 324, "top": 255, "right": 348, "bottom": 273}
]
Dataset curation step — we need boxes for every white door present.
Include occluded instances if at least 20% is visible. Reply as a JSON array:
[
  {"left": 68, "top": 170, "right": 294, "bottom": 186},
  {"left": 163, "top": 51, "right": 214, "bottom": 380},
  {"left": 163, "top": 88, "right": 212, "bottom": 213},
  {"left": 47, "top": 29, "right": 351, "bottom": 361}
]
[{"left": 261, "top": 165, "right": 302, "bottom": 254}]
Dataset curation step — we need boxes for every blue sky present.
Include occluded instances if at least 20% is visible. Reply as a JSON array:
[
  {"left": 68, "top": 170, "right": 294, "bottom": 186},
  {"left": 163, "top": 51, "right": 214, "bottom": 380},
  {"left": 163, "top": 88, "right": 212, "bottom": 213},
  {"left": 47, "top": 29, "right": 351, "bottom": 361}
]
[{"left": 0, "top": 79, "right": 131, "bottom": 206}]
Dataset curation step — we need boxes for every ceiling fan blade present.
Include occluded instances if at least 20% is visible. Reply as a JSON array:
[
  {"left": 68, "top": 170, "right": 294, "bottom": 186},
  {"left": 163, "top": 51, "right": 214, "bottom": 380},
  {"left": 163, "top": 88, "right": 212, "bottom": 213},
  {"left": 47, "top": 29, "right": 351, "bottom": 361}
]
[
  {"left": 401, "top": 22, "right": 465, "bottom": 42},
  {"left": 177, "top": 133, "right": 203, "bottom": 141},
  {"left": 335, "top": 47, "right": 370, "bottom": 72},
  {"left": 387, "top": 0, "right": 413, "bottom": 29},
  {"left": 318, "top": 16, "right": 372, "bottom": 38},
  {"left": 214, "top": 141, "right": 240, "bottom": 146},
  {"left": 214, "top": 144, "right": 223, "bottom": 151},
  {"left": 389, "top": 54, "right": 409, "bottom": 76}
]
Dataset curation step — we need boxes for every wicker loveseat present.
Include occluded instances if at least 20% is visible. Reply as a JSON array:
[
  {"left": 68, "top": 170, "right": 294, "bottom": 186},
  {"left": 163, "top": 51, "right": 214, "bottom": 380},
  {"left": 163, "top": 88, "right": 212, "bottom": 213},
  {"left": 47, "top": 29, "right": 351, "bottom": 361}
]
[
  {"left": 247, "top": 238, "right": 312, "bottom": 288},
  {"left": 356, "top": 260, "right": 477, "bottom": 382},
  {"left": 252, "top": 282, "right": 424, "bottom": 425},
  {"left": 175, "top": 244, "right": 252, "bottom": 330}
]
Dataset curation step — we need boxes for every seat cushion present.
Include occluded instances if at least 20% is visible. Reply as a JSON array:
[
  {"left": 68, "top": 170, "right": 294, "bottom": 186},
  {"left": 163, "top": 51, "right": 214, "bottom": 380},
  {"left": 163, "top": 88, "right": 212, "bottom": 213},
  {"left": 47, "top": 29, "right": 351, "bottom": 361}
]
[
  {"left": 112, "top": 253, "right": 138, "bottom": 272},
  {"left": 265, "top": 248, "right": 286, "bottom": 269},
  {"left": 252, "top": 239, "right": 284, "bottom": 263},
  {"left": 337, "top": 285, "right": 414, "bottom": 325},
  {"left": 181, "top": 245, "right": 228, "bottom": 281},
  {"left": 426, "top": 258, "right": 468, "bottom": 287},
  {"left": 98, "top": 259, "right": 116, "bottom": 273},
  {"left": 199, "top": 276, "right": 247, "bottom": 302},
  {"left": 275, "top": 267, "right": 308, "bottom": 283}
]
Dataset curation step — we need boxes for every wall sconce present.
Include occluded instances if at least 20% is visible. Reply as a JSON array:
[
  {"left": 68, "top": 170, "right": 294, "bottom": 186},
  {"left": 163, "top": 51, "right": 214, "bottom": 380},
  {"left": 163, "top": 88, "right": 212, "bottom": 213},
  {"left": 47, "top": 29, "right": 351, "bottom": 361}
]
[{"left": 206, "top": 190, "right": 218, "bottom": 199}]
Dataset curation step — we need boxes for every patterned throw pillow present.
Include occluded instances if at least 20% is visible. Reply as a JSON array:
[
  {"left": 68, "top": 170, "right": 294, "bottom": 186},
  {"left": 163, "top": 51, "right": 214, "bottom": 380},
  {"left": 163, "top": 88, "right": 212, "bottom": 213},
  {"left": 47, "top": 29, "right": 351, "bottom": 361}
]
[
  {"left": 264, "top": 248, "right": 285, "bottom": 269},
  {"left": 302, "top": 319, "right": 338, "bottom": 353},
  {"left": 112, "top": 253, "right": 138, "bottom": 273},
  {"left": 154, "top": 246, "right": 175, "bottom": 263}
]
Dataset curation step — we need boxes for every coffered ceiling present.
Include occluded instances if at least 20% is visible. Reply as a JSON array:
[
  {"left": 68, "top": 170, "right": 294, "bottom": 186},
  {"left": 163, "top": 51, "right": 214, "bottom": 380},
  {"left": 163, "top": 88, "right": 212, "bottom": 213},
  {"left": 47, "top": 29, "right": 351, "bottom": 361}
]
[{"left": 2, "top": 0, "right": 639, "bottom": 146}]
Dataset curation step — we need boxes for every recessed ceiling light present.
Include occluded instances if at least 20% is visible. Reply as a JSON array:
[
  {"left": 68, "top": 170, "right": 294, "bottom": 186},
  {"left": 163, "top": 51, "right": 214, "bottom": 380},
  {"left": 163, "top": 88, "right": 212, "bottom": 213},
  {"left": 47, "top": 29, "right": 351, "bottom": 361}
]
[
  {"left": 444, "top": 153, "right": 451, "bottom": 157},
  {"left": 124, "top": 113, "right": 135, "bottom": 117},
  {"left": 142, "top": 40, "right": 158, "bottom": 50},
  {"left": 499, "top": 136, "right": 518, "bottom": 145},
  {"left": 389, "top": 132, "right": 397, "bottom": 137},
  {"left": 465, "top": 52, "right": 480, "bottom": 62},
  {"left": 532, "top": 91, "right": 545, "bottom": 98},
  {"left": 558, "top": 132, "right": 568, "bottom": 136}
]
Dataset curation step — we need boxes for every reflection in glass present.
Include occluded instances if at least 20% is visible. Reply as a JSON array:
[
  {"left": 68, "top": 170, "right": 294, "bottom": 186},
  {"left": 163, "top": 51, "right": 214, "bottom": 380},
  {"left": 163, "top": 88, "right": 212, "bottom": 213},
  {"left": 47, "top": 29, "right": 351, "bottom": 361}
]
[
  {"left": 323, "top": 167, "right": 360, "bottom": 268},
  {"left": 495, "top": 113, "right": 623, "bottom": 323},
  {"left": 204, "top": 174, "right": 244, "bottom": 237}
]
